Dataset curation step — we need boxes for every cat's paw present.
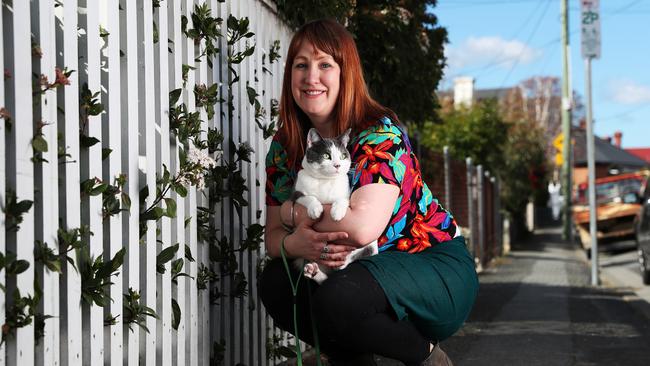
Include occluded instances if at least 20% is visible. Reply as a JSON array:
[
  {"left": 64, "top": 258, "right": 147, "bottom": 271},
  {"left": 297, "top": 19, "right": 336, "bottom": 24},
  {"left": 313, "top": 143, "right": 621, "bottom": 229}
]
[
  {"left": 303, "top": 262, "right": 320, "bottom": 279},
  {"left": 306, "top": 201, "right": 323, "bottom": 219},
  {"left": 330, "top": 200, "right": 348, "bottom": 221}
]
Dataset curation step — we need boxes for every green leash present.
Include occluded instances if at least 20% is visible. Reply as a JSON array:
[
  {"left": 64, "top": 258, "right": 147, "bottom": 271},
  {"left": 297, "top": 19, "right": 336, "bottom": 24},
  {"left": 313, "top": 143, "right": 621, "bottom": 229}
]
[{"left": 280, "top": 235, "right": 323, "bottom": 366}]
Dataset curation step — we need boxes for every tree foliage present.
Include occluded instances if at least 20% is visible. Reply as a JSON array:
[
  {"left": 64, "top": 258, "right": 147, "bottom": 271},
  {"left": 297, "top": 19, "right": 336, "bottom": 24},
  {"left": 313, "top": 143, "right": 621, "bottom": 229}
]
[
  {"left": 421, "top": 100, "right": 509, "bottom": 174},
  {"left": 274, "top": 0, "right": 447, "bottom": 124},
  {"left": 422, "top": 99, "right": 549, "bottom": 234}
]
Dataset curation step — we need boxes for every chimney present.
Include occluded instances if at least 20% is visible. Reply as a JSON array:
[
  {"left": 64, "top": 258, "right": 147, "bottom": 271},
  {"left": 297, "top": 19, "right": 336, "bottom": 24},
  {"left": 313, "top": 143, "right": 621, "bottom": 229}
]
[
  {"left": 613, "top": 131, "right": 622, "bottom": 148},
  {"left": 453, "top": 77, "right": 474, "bottom": 109}
]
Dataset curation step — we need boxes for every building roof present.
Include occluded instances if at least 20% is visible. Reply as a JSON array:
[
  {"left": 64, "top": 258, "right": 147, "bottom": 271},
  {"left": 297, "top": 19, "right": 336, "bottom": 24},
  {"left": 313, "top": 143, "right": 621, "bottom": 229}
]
[
  {"left": 625, "top": 148, "right": 650, "bottom": 163},
  {"left": 473, "top": 87, "right": 510, "bottom": 101},
  {"left": 573, "top": 128, "right": 647, "bottom": 168}
]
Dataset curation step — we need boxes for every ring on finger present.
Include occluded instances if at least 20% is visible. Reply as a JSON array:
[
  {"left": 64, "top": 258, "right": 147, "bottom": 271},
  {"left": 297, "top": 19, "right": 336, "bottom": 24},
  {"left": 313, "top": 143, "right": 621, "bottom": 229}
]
[
  {"left": 319, "top": 253, "right": 327, "bottom": 260},
  {"left": 322, "top": 245, "right": 330, "bottom": 253}
]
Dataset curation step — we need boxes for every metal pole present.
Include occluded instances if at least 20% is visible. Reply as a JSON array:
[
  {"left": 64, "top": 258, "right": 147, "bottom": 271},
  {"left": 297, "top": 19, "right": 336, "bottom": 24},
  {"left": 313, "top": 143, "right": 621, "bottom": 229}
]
[
  {"left": 466, "top": 157, "right": 476, "bottom": 261},
  {"left": 444, "top": 146, "right": 452, "bottom": 210},
  {"left": 585, "top": 57, "right": 599, "bottom": 286},
  {"left": 561, "top": 0, "right": 573, "bottom": 240},
  {"left": 477, "top": 165, "right": 484, "bottom": 266}
]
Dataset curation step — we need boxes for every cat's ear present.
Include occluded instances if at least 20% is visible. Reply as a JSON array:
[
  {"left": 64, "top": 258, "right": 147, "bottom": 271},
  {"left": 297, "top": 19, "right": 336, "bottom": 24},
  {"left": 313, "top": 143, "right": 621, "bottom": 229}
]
[
  {"left": 306, "top": 128, "right": 322, "bottom": 148},
  {"left": 339, "top": 128, "right": 352, "bottom": 147}
]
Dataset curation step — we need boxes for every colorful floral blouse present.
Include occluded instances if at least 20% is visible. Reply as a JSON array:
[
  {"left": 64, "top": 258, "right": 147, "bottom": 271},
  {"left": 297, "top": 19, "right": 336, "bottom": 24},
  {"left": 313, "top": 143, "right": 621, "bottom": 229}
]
[{"left": 265, "top": 117, "right": 458, "bottom": 253}]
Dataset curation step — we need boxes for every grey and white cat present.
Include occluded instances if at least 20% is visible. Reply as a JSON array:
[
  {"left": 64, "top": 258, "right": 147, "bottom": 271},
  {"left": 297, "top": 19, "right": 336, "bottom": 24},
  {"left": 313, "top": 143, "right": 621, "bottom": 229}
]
[{"left": 293, "top": 128, "right": 378, "bottom": 284}]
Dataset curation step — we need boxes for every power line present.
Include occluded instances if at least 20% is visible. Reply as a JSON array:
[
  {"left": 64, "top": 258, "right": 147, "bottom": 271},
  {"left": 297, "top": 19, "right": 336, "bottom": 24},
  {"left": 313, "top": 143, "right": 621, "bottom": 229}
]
[
  {"left": 499, "top": 0, "right": 552, "bottom": 87},
  {"left": 609, "top": 0, "right": 645, "bottom": 14},
  {"left": 471, "top": 0, "right": 546, "bottom": 80},
  {"left": 599, "top": 104, "right": 650, "bottom": 122}
]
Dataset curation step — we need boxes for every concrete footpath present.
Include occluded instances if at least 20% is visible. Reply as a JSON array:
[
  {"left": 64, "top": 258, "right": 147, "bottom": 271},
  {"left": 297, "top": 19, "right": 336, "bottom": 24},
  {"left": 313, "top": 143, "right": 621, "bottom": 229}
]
[
  {"left": 437, "top": 227, "right": 650, "bottom": 366},
  {"left": 286, "top": 227, "right": 650, "bottom": 365}
]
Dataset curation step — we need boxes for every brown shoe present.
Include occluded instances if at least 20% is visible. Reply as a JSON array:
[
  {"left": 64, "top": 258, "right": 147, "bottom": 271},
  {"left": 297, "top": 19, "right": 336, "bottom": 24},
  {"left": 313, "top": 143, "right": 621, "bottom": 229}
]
[{"left": 421, "top": 344, "right": 453, "bottom": 366}]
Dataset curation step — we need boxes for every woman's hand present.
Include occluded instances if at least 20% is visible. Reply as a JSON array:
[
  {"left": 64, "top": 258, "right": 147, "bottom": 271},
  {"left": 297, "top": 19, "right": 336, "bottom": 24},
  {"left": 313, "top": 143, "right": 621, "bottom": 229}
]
[{"left": 285, "top": 216, "right": 356, "bottom": 269}]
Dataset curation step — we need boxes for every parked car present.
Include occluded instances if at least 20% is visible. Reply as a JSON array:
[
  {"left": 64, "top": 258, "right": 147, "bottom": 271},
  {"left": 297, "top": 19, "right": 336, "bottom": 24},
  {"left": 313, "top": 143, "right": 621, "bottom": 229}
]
[
  {"left": 635, "top": 171, "right": 650, "bottom": 284},
  {"left": 572, "top": 171, "right": 649, "bottom": 264}
]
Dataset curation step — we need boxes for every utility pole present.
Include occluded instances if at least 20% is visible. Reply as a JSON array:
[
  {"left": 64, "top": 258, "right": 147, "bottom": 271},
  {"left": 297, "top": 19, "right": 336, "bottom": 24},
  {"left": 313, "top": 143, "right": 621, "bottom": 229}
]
[
  {"left": 561, "top": 0, "right": 573, "bottom": 241},
  {"left": 581, "top": 0, "right": 602, "bottom": 286}
]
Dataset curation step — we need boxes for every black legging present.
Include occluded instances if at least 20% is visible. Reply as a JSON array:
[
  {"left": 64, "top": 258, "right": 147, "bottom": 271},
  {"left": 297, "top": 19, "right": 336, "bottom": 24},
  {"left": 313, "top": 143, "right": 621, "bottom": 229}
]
[{"left": 258, "top": 258, "right": 431, "bottom": 365}]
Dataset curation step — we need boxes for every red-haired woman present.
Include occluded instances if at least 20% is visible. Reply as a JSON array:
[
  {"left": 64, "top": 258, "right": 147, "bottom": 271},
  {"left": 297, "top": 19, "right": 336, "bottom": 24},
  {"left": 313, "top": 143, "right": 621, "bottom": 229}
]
[{"left": 259, "top": 19, "right": 478, "bottom": 366}]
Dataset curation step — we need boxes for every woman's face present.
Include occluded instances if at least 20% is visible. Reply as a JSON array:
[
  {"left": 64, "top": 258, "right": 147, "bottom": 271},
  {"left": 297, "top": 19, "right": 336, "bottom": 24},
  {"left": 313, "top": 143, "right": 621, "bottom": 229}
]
[{"left": 291, "top": 42, "right": 341, "bottom": 134}]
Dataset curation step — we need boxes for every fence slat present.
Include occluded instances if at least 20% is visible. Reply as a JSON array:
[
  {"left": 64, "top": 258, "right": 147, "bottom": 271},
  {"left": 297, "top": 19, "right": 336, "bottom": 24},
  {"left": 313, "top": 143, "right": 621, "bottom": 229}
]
[
  {"left": 123, "top": 0, "right": 140, "bottom": 363},
  {"left": 82, "top": 1, "right": 105, "bottom": 363},
  {"left": 11, "top": 0, "right": 36, "bottom": 363},
  {"left": 103, "top": 0, "right": 124, "bottom": 364},
  {"left": 34, "top": 0, "right": 60, "bottom": 364},
  {"left": 61, "top": 0, "right": 84, "bottom": 364},
  {"left": 140, "top": 1, "right": 158, "bottom": 364},
  {"left": 0, "top": 2, "right": 7, "bottom": 363},
  {"left": 168, "top": 0, "right": 186, "bottom": 364},
  {"left": 183, "top": 2, "right": 199, "bottom": 365},
  {"left": 156, "top": 1, "right": 173, "bottom": 365},
  {"left": 194, "top": 1, "right": 210, "bottom": 363}
]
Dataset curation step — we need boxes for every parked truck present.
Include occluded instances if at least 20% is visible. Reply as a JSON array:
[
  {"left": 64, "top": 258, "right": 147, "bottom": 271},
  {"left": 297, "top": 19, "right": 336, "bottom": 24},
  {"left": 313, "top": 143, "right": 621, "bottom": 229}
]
[{"left": 572, "top": 171, "right": 650, "bottom": 257}]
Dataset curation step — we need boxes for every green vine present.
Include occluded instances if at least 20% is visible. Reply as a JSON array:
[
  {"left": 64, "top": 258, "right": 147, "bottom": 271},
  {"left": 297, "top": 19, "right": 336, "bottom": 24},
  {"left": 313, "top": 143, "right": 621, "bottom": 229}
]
[
  {"left": 2, "top": 189, "right": 34, "bottom": 233},
  {"left": 123, "top": 288, "right": 158, "bottom": 333},
  {"left": 31, "top": 121, "right": 51, "bottom": 163},
  {"left": 78, "top": 246, "right": 125, "bottom": 307},
  {"left": 79, "top": 83, "right": 105, "bottom": 149},
  {"left": 1, "top": 2, "right": 284, "bottom": 357}
]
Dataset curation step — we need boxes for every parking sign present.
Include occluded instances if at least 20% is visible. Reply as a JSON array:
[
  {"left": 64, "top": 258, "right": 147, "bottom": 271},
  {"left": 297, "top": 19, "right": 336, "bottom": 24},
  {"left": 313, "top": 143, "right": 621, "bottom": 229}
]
[{"left": 581, "top": 0, "right": 601, "bottom": 59}]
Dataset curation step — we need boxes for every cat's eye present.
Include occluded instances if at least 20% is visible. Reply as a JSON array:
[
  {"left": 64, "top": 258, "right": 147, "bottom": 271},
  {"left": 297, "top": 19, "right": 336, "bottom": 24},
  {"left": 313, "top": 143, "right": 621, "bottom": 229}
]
[{"left": 324, "top": 153, "right": 331, "bottom": 159}]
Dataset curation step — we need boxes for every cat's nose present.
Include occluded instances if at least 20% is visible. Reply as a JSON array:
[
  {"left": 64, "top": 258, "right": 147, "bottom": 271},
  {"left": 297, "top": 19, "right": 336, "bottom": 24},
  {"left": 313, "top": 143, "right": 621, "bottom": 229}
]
[{"left": 333, "top": 163, "right": 341, "bottom": 169}]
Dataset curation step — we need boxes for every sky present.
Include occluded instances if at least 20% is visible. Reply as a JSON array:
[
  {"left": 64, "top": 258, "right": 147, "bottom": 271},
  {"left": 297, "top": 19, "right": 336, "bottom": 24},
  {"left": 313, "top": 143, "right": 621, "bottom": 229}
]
[{"left": 431, "top": 0, "right": 650, "bottom": 148}]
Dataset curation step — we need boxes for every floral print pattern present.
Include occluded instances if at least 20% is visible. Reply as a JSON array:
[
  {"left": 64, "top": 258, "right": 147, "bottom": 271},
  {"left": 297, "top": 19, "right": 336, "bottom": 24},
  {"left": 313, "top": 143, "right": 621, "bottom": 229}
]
[{"left": 265, "top": 116, "right": 458, "bottom": 253}]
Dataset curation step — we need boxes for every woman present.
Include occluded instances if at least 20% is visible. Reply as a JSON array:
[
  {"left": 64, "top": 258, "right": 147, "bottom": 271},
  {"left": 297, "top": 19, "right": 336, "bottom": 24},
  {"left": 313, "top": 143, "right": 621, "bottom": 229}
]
[{"left": 259, "top": 19, "right": 478, "bottom": 366}]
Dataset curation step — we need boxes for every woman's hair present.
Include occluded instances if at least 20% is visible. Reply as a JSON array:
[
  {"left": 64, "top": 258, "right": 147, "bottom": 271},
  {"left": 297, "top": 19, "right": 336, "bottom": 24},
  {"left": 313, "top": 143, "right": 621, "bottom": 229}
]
[{"left": 277, "top": 19, "right": 397, "bottom": 168}]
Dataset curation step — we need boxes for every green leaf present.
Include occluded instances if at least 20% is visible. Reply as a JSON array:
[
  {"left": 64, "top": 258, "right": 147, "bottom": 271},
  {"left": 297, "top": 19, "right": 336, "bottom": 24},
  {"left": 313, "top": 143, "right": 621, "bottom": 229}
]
[
  {"left": 90, "top": 183, "right": 109, "bottom": 196},
  {"left": 171, "top": 258, "right": 184, "bottom": 275},
  {"left": 8, "top": 259, "right": 30, "bottom": 275},
  {"left": 14, "top": 200, "right": 34, "bottom": 214},
  {"left": 171, "top": 298, "right": 181, "bottom": 330},
  {"left": 185, "top": 244, "right": 195, "bottom": 262},
  {"left": 246, "top": 86, "right": 257, "bottom": 106},
  {"left": 169, "top": 88, "right": 182, "bottom": 106},
  {"left": 164, "top": 198, "right": 177, "bottom": 218},
  {"left": 121, "top": 193, "right": 132, "bottom": 210},
  {"left": 157, "top": 244, "right": 179, "bottom": 274},
  {"left": 80, "top": 134, "right": 100, "bottom": 148},
  {"left": 102, "top": 148, "right": 113, "bottom": 160},
  {"left": 143, "top": 207, "right": 164, "bottom": 221},
  {"left": 32, "top": 135, "right": 48, "bottom": 152},
  {"left": 111, "top": 248, "right": 126, "bottom": 272},
  {"left": 174, "top": 184, "right": 188, "bottom": 198}
]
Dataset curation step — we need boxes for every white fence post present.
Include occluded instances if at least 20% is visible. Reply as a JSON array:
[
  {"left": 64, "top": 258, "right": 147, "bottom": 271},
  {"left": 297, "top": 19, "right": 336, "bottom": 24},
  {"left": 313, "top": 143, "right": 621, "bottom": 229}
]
[
  {"left": 0, "top": 2, "right": 7, "bottom": 363},
  {"left": 62, "top": 0, "right": 84, "bottom": 363},
  {"left": 156, "top": 1, "right": 173, "bottom": 365},
  {"left": 9, "top": 0, "right": 35, "bottom": 364},
  {"left": 103, "top": 0, "right": 124, "bottom": 364},
  {"left": 123, "top": 0, "right": 140, "bottom": 363}
]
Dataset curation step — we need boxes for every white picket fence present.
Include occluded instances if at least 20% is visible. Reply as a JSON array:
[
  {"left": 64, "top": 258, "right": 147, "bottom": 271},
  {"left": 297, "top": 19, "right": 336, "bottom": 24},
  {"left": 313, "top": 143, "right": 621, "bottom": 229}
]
[{"left": 0, "top": 0, "right": 292, "bottom": 365}]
